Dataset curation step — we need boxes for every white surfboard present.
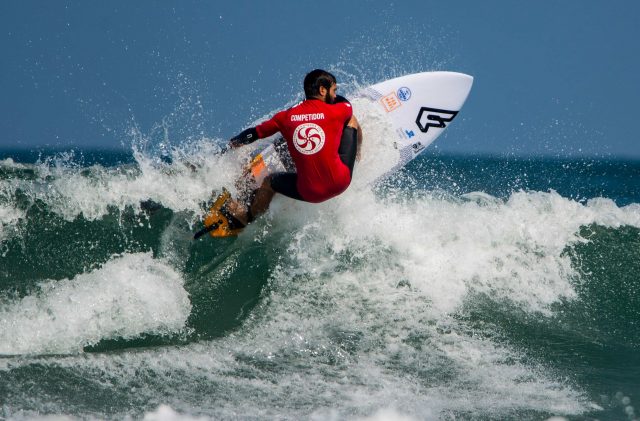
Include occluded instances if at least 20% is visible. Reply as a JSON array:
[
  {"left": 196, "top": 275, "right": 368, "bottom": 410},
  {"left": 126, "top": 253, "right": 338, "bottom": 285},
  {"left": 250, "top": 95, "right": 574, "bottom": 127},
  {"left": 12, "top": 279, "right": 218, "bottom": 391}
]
[{"left": 359, "top": 71, "right": 473, "bottom": 177}]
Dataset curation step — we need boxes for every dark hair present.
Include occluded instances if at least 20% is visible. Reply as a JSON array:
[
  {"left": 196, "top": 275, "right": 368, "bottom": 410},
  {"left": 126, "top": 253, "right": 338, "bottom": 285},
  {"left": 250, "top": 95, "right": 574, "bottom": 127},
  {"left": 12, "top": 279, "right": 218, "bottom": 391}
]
[{"left": 303, "top": 69, "right": 336, "bottom": 99}]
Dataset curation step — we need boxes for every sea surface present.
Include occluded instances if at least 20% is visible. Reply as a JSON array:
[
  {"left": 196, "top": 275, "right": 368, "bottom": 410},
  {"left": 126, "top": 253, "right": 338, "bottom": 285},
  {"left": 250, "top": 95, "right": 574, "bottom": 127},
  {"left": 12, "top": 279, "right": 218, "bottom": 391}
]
[{"left": 1, "top": 132, "right": 639, "bottom": 419}]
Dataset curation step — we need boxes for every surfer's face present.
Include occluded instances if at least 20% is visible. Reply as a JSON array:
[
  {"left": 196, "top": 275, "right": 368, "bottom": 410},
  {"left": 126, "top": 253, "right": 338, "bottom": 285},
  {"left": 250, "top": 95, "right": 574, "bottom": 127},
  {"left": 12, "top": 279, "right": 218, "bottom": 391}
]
[{"left": 320, "top": 83, "right": 337, "bottom": 104}]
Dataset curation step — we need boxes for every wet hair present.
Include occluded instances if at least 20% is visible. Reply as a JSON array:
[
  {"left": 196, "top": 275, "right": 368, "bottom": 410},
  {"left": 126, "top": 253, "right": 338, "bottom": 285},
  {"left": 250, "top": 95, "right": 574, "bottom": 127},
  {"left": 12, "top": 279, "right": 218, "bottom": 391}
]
[{"left": 303, "top": 69, "right": 337, "bottom": 99}]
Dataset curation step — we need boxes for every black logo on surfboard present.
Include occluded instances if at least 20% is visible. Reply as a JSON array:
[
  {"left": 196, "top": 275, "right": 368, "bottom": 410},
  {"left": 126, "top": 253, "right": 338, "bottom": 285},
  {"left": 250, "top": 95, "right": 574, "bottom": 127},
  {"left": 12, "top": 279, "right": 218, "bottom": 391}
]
[{"left": 415, "top": 107, "right": 458, "bottom": 133}]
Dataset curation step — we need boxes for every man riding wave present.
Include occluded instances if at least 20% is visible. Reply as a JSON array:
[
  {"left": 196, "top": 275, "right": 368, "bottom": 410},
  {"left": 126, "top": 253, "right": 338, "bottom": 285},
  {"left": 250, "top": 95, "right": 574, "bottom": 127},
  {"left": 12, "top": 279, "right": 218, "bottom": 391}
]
[{"left": 224, "top": 69, "right": 363, "bottom": 228}]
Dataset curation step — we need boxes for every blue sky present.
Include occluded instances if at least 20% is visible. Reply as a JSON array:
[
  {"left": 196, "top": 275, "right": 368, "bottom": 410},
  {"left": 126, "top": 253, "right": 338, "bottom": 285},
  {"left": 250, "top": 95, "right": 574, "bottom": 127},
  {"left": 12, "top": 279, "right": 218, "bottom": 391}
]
[{"left": 1, "top": 1, "right": 639, "bottom": 158}]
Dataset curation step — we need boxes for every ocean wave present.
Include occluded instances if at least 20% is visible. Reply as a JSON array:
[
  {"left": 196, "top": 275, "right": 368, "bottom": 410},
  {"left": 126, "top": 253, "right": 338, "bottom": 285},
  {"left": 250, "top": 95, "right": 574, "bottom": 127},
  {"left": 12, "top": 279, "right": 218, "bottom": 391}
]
[
  {"left": 0, "top": 99, "right": 638, "bottom": 419},
  {"left": 0, "top": 252, "right": 190, "bottom": 355}
]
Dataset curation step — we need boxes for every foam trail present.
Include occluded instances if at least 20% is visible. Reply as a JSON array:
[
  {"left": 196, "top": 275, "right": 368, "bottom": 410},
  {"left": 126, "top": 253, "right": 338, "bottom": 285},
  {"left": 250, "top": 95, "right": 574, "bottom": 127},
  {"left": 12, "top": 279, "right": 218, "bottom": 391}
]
[{"left": 0, "top": 253, "right": 191, "bottom": 355}]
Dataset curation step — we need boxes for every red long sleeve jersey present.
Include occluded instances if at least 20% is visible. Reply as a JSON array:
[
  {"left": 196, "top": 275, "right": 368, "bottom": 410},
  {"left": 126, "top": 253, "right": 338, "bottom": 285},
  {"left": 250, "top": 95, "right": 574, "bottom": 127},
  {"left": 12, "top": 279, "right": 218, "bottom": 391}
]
[{"left": 255, "top": 99, "right": 353, "bottom": 203}]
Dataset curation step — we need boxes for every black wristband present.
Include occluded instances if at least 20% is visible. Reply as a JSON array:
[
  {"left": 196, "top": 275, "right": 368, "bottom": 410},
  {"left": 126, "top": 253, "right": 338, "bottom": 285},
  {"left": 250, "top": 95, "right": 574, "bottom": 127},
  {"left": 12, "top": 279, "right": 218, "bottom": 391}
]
[{"left": 229, "top": 127, "right": 259, "bottom": 147}]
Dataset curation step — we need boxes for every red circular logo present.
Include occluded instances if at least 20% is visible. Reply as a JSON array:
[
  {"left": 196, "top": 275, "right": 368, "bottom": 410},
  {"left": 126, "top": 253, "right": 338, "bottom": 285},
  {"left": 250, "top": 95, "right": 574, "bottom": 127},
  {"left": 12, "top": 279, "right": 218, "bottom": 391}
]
[{"left": 293, "top": 123, "right": 325, "bottom": 155}]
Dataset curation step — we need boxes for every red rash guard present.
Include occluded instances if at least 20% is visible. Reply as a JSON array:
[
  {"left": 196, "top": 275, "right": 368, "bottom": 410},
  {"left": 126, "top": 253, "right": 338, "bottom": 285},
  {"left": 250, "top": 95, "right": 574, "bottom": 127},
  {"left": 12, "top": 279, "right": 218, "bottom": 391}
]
[{"left": 255, "top": 99, "right": 353, "bottom": 203}]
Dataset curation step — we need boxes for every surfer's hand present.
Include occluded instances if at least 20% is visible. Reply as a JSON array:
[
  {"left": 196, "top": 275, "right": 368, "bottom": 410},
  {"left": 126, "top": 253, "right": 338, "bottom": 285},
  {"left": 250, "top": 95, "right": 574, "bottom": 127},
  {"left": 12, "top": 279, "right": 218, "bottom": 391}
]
[{"left": 229, "top": 127, "right": 259, "bottom": 148}]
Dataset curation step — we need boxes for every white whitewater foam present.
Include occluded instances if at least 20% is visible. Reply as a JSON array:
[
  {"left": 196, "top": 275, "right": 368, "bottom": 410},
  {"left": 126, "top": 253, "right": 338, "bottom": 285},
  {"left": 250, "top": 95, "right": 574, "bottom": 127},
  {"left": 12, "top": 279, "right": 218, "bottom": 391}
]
[
  {"left": 0, "top": 140, "right": 240, "bottom": 223},
  {"left": 0, "top": 158, "right": 28, "bottom": 169},
  {"left": 0, "top": 252, "right": 191, "bottom": 355},
  {"left": 308, "top": 186, "right": 639, "bottom": 316},
  {"left": 142, "top": 405, "right": 212, "bottom": 421},
  {"left": 1, "top": 161, "right": 26, "bottom": 243},
  {"left": 0, "top": 204, "right": 22, "bottom": 225},
  {"left": 272, "top": 191, "right": 562, "bottom": 317},
  {"left": 0, "top": 203, "right": 25, "bottom": 245},
  {"left": 355, "top": 409, "right": 418, "bottom": 421}
]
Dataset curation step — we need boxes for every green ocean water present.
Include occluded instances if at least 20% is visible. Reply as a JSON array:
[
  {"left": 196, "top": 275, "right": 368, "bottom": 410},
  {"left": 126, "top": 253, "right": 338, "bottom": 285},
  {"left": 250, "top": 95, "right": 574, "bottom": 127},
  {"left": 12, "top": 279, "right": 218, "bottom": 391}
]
[{"left": 0, "top": 148, "right": 639, "bottom": 420}]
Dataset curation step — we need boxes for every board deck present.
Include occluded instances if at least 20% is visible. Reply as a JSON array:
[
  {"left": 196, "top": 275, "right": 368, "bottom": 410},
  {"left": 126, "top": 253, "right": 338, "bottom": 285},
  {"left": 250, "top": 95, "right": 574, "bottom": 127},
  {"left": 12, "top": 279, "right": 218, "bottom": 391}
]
[{"left": 360, "top": 71, "right": 473, "bottom": 175}]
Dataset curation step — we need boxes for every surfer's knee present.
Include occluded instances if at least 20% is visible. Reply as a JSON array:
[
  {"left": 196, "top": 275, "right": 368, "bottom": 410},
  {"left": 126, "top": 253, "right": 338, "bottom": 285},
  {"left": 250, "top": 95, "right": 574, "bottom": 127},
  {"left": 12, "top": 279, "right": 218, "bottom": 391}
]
[
  {"left": 261, "top": 175, "right": 274, "bottom": 191},
  {"left": 247, "top": 176, "right": 276, "bottom": 221}
]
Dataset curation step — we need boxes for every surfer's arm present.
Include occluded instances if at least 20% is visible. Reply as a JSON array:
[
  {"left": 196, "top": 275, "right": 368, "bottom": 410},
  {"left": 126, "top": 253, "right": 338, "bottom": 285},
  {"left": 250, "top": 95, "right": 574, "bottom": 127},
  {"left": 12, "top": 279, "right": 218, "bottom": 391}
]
[
  {"left": 228, "top": 127, "right": 259, "bottom": 148},
  {"left": 255, "top": 114, "right": 281, "bottom": 138},
  {"left": 228, "top": 113, "right": 283, "bottom": 149},
  {"left": 335, "top": 97, "right": 363, "bottom": 161},
  {"left": 347, "top": 115, "right": 363, "bottom": 161}
]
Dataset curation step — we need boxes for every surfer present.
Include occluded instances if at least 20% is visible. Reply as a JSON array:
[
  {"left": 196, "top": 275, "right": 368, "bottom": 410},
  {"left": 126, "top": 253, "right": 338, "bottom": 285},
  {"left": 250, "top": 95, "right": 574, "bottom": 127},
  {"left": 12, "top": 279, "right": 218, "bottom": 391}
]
[{"left": 225, "top": 69, "right": 362, "bottom": 227}]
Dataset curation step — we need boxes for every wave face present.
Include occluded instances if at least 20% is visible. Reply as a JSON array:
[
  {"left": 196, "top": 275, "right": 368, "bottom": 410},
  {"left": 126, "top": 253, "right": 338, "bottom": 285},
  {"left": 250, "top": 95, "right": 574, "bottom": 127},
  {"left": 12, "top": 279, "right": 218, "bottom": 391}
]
[{"left": 1, "top": 109, "right": 640, "bottom": 420}]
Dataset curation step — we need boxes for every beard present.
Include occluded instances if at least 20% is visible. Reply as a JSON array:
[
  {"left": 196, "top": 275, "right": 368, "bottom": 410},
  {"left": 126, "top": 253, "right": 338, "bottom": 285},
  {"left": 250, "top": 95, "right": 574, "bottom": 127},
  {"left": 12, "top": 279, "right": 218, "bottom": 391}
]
[{"left": 324, "top": 91, "right": 335, "bottom": 104}]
